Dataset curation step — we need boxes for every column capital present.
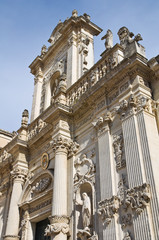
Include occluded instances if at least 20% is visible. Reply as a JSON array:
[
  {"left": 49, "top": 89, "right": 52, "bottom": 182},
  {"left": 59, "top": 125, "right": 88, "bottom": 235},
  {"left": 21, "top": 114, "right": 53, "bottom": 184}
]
[
  {"left": 45, "top": 215, "right": 70, "bottom": 237},
  {"left": 50, "top": 135, "right": 79, "bottom": 155},
  {"left": 93, "top": 111, "right": 112, "bottom": 135},
  {"left": 11, "top": 168, "right": 28, "bottom": 183}
]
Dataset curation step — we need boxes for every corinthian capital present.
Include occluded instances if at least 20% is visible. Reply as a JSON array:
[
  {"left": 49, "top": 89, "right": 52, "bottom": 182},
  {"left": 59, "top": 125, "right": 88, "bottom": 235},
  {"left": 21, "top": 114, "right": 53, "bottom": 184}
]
[
  {"left": 50, "top": 135, "right": 79, "bottom": 155},
  {"left": 11, "top": 168, "right": 28, "bottom": 183}
]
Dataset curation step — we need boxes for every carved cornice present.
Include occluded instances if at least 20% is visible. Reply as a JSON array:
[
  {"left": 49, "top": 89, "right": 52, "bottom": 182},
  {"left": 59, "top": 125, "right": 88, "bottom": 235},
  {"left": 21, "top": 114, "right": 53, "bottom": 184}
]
[{"left": 45, "top": 215, "right": 70, "bottom": 236}]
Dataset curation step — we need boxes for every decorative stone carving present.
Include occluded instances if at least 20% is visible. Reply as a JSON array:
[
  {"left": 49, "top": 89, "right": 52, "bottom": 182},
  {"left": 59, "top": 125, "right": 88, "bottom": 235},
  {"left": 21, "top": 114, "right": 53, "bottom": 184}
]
[
  {"left": 0, "top": 150, "right": 11, "bottom": 163},
  {"left": 123, "top": 183, "right": 150, "bottom": 214},
  {"left": 45, "top": 60, "right": 64, "bottom": 82},
  {"left": 11, "top": 168, "right": 28, "bottom": 182},
  {"left": 101, "top": 29, "right": 113, "bottom": 50},
  {"left": 98, "top": 196, "right": 120, "bottom": 225},
  {"left": 136, "top": 95, "right": 152, "bottom": 113},
  {"left": 32, "top": 177, "right": 51, "bottom": 193},
  {"left": 113, "top": 134, "right": 126, "bottom": 171},
  {"left": 115, "top": 95, "right": 137, "bottom": 120},
  {"left": 123, "top": 231, "right": 132, "bottom": 240},
  {"left": 118, "top": 175, "right": 127, "bottom": 201},
  {"left": 45, "top": 215, "right": 70, "bottom": 236},
  {"left": 29, "top": 199, "right": 52, "bottom": 214},
  {"left": 118, "top": 26, "right": 142, "bottom": 49},
  {"left": 28, "top": 119, "right": 47, "bottom": 140},
  {"left": 121, "top": 213, "right": 132, "bottom": 229},
  {"left": 51, "top": 135, "right": 79, "bottom": 155},
  {"left": 21, "top": 109, "right": 29, "bottom": 127},
  {"left": 20, "top": 211, "right": 29, "bottom": 240},
  {"left": 41, "top": 45, "right": 47, "bottom": 57},
  {"left": 88, "top": 234, "right": 98, "bottom": 240},
  {"left": 93, "top": 112, "right": 112, "bottom": 135},
  {"left": 74, "top": 154, "right": 95, "bottom": 184}
]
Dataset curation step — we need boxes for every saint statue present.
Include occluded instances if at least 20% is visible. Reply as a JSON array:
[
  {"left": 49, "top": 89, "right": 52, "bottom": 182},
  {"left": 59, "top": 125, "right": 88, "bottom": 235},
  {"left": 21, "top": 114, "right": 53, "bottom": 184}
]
[{"left": 82, "top": 192, "right": 91, "bottom": 230}]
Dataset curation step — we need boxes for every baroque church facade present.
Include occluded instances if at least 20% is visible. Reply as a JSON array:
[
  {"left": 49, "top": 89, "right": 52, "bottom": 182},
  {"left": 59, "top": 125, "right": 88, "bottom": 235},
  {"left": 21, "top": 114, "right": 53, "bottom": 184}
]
[{"left": 1, "top": 10, "right": 159, "bottom": 240}]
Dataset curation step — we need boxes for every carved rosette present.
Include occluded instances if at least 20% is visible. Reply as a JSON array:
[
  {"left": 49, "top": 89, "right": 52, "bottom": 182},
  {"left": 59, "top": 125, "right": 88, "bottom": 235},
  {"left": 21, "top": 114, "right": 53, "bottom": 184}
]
[
  {"left": 98, "top": 196, "right": 120, "bottom": 225},
  {"left": 11, "top": 168, "right": 28, "bottom": 183},
  {"left": 45, "top": 215, "right": 70, "bottom": 236},
  {"left": 113, "top": 134, "right": 126, "bottom": 171}
]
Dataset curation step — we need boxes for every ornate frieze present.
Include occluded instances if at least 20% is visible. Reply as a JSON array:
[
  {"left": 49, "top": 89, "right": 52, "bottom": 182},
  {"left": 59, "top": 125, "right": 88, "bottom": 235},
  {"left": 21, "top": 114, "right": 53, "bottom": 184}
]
[
  {"left": 45, "top": 215, "right": 70, "bottom": 236},
  {"left": 32, "top": 177, "right": 51, "bottom": 194},
  {"left": 98, "top": 196, "right": 120, "bottom": 225},
  {"left": 29, "top": 199, "right": 52, "bottom": 214},
  {"left": 28, "top": 119, "right": 47, "bottom": 140},
  {"left": 113, "top": 134, "right": 126, "bottom": 171}
]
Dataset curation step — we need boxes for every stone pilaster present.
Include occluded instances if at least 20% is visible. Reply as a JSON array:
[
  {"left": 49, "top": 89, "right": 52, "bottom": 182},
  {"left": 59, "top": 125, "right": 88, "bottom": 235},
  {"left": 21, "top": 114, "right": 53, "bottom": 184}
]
[
  {"left": 4, "top": 168, "right": 28, "bottom": 240},
  {"left": 45, "top": 135, "right": 78, "bottom": 240},
  {"left": 30, "top": 68, "right": 43, "bottom": 122},
  {"left": 117, "top": 96, "right": 152, "bottom": 240},
  {"left": 95, "top": 112, "right": 117, "bottom": 239},
  {"left": 135, "top": 96, "right": 159, "bottom": 239}
]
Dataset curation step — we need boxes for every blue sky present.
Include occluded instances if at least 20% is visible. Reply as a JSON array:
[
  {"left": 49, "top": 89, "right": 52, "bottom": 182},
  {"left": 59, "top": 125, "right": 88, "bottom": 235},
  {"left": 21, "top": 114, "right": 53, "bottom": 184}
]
[{"left": 0, "top": 0, "right": 159, "bottom": 132}]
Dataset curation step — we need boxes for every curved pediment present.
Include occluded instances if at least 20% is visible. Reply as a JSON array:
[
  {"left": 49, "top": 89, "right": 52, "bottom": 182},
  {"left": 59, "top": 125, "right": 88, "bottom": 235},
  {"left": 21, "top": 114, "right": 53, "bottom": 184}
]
[{"left": 19, "top": 170, "right": 53, "bottom": 206}]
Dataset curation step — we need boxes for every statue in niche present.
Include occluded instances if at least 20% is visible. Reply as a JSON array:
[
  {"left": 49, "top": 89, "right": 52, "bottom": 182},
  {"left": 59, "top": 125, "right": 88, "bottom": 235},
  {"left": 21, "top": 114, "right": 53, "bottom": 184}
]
[
  {"left": 75, "top": 192, "right": 91, "bottom": 231},
  {"left": 82, "top": 192, "right": 91, "bottom": 230},
  {"left": 101, "top": 29, "right": 113, "bottom": 50}
]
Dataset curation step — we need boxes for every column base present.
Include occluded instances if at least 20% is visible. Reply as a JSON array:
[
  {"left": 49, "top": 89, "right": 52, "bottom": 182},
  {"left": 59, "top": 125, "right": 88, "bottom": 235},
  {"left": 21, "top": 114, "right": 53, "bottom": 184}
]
[{"left": 3, "top": 235, "right": 20, "bottom": 240}]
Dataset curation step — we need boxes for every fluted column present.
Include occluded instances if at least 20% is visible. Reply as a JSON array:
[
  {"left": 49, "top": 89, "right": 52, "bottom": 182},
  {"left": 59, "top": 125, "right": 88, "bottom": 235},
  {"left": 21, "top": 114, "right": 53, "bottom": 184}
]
[
  {"left": 117, "top": 96, "right": 152, "bottom": 240},
  {"left": 95, "top": 113, "right": 117, "bottom": 240},
  {"left": 45, "top": 135, "right": 79, "bottom": 240},
  {"left": 4, "top": 168, "right": 28, "bottom": 240}
]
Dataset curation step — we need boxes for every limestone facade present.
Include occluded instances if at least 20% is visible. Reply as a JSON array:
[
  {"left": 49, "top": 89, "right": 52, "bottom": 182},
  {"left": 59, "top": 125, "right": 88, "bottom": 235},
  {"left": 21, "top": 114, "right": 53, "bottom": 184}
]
[{"left": 1, "top": 10, "right": 159, "bottom": 240}]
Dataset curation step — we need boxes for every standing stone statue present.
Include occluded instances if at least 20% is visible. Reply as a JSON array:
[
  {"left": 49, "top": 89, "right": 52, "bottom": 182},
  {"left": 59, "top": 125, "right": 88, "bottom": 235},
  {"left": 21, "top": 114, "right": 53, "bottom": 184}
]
[
  {"left": 101, "top": 29, "right": 113, "bottom": 50},
  {"left": 82, "top": 192, "right": 91, "bottom": 230}
]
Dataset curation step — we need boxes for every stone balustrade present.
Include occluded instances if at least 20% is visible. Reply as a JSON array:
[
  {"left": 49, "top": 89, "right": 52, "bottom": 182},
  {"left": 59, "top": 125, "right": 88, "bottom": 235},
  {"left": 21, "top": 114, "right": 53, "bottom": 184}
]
[{"left": 66, "top": 45, "right": 123, "bottom": 107}]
